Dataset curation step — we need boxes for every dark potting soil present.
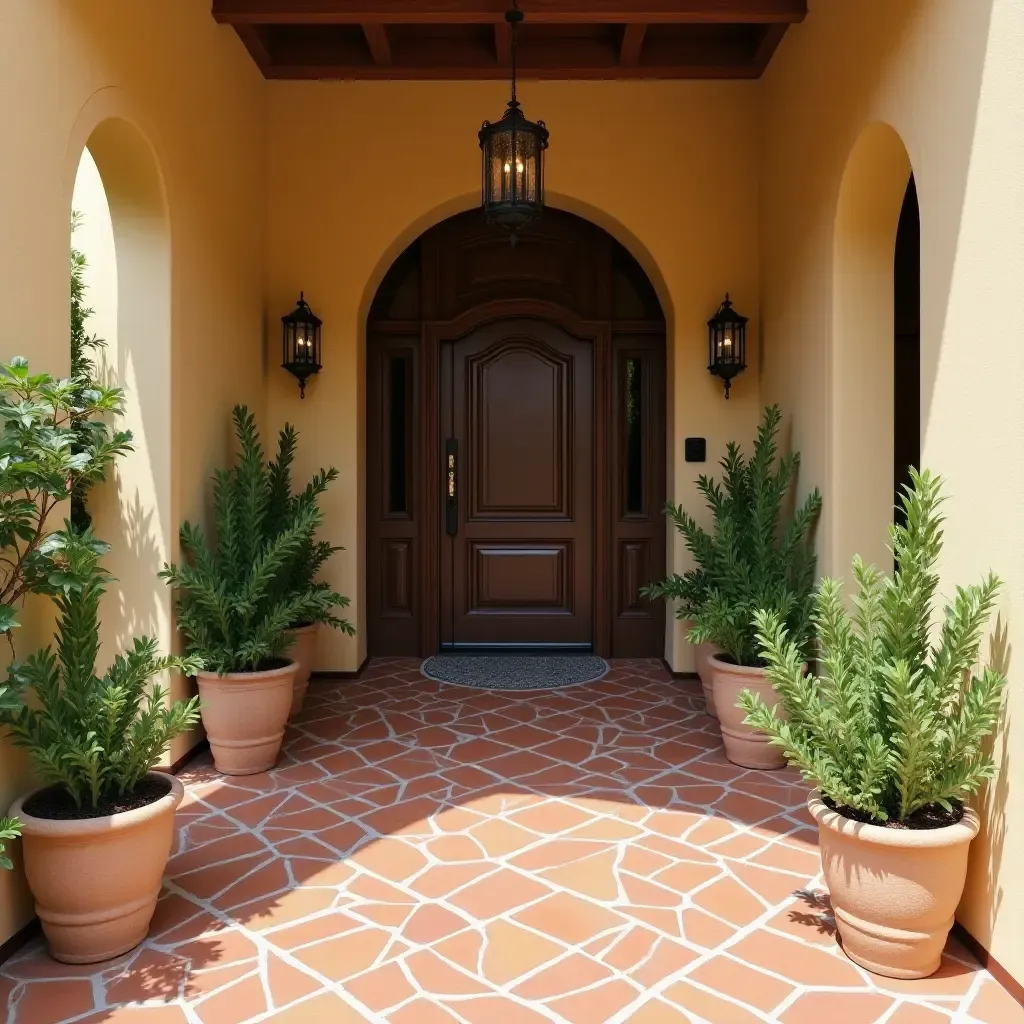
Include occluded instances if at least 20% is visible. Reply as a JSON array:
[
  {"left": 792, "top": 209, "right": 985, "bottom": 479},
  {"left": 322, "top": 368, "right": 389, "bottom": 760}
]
[
  {"left": 23, "top": 775, "right": 172, "bottom": 821},
  {"left": 255, "top": 657, "right": 292, "bottom": 672},
  {"left": 823, "top": 794, "right": 965, "bottom": 831}
]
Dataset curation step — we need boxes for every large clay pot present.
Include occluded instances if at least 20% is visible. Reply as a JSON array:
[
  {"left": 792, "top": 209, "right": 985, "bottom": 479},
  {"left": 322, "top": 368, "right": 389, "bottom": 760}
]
[
  {"left": 809, "top": 793, "right": 980, "bottom": 979},
  {"left": 693, "top": 642, "right": 721, "bottom": 718},
  {"left": 710, "top": 654, "right": 787, "bottom": 769},
  {"left": 10, "top": 772, "right": 184, "bottom": 964},
  {"left": 286, "top": 623, "right": 318, "bottom": 718},
  {"left": 197, "top": 662, "right": 296, "bottom": 775}
]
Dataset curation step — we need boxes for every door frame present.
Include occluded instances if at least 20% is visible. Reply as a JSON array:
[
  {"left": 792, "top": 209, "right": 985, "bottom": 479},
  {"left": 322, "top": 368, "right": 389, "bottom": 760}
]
[{"left": 418, "top": 298, "right": 612, "bottom": 655}]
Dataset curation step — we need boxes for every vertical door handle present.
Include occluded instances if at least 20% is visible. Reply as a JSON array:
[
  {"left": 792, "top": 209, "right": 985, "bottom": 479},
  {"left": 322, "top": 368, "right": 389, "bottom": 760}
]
[{"left": 445, "top": 439, "right": 458, "bottom": 536}]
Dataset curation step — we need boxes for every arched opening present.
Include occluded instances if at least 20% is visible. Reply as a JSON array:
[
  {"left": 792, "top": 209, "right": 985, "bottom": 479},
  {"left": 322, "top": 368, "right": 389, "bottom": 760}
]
[
  {"left": 69, "top": 119, "right": 171, "bottom": 666},
  {"left": 893, "top": 175, "right": 920, "bottom": 537},
  {"left": 366, "top": 208, "right": 667, "bottom": 658},
  {"left": 832, "top": 123, "right": 914, "bottom": 577}
]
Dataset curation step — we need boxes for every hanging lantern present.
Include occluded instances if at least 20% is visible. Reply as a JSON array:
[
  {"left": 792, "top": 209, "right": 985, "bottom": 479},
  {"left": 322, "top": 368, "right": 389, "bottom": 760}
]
[
  {"left": 281, "top": 292, "right": 322, "bottom": 399},
  {"left": 707, "top": 293, "right": 748, "bottom": 399},
  {"left": 479, "top": 2, "right": 549, "bottom": 240}
]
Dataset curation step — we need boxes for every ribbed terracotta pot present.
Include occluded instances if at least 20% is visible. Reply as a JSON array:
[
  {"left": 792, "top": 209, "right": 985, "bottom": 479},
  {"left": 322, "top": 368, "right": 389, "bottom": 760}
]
[
  {"left": 9, "top": 772, "right": 183, "bottom": 964},
  {"left": 710, "top": 654, "right": 787, "bottom": 769},
  {"left": 286, "top": 623, "right": 318, "bottom": 718},
  {"left": 197, "top": 661, "right": 296, "bottom": 775},
  {"left": 693, "top": 642, "right": 721, "bottom": 718},
  {"left": 809, "top": 793, "right": 980, "bottom": 979}
]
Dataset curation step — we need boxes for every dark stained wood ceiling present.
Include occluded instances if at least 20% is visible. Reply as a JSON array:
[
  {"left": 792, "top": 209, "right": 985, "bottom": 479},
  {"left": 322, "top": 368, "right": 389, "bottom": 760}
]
[{"left": 212, "top": 1, "right": 806, "bottom": 80}]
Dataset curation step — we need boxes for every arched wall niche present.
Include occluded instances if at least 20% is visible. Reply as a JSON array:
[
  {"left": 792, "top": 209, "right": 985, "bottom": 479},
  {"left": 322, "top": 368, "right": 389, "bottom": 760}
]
[
  {"left": 831, "top": 121, "right": 914, "bottom": 579},
  {"left": 363, "top": 204, "right": 670, "bottom": 659},
  {"left": 64, "top": 96, "right": 174, "bottom": 696}
]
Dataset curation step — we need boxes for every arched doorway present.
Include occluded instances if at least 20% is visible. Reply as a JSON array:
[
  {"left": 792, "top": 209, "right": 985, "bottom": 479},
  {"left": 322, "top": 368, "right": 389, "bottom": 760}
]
[
  {"left": 893, "top": 175, "right": 920, "bottom": 535},
  {"left": 366, "top": 208, "right": 666, "bottom": 658}
]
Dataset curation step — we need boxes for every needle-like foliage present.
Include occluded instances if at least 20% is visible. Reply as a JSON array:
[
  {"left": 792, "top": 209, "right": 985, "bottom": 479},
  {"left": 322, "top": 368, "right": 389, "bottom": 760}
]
[
  {"left": 644, "top": 405, "right": 822, "bottom": 666},
  {"left": 264, "top": 420, "right": 355, "bottom": 636},
  {"left": 0, "top": 529, "right": 201, "bottom": 811},
  {"left": 739, "top": 469, "right": 1006, "bottom": 824},
  {"left": 160, "top": 407, "right": 352, "bottom": 674}
]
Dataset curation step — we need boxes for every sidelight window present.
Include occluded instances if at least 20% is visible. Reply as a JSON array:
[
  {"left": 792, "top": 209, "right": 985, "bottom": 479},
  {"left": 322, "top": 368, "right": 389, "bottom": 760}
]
[{"left": 387, "top": 355, "right": 409, "bottom": 515}]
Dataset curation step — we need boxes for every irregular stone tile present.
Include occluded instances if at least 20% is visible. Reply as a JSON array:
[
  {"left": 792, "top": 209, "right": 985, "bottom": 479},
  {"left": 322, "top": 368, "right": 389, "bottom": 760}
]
[
  {"left": 664, "top": 981, "right": 765, "bottom": 1023},
  {"left": 193, "top": 973, "right": 267, "bottom": 1024},
  {"left": 693, "top": 876, "right": 769, "bottom": 927},
  {"left": 448, "top": 868, "right": 551, "bottom": 919},
  {"left": 342, "top": 961, "right": 416, "bottom": 1013},
  {"left": 780, "top": 991, "right": 896, "bottom": 1023},
  {"left": 105, "top": 949, "right": 188, "bottom": 1004},
  {"left": 541, "top": 849, "right": 620, "bottom": 901},
  {"left": 547, "top": 977, "right": 642, "bottom": 1023},
  {"left": 688, "top": 956, "right": 794, "bottom": 1012},
  {"left": 968, "top": 977, "right": 1024, "bottom": 1023},
  {"left": 262, "top": 911, "right": 364, "bottom": 951},
  {"left": 514, "top": 892, "right": 626, "bottom": 946},
  {"left": 13, "top": 979, "right": 94, "bottom": 1024},
  {"left": 292, "top": 928, "right": 393, "bottom": 981},
  {"left": 729, "top": 929, "right": 864, "bottom": 987},
  {"left": 405, "top": 950, "right": 492, "bottom": 995}
]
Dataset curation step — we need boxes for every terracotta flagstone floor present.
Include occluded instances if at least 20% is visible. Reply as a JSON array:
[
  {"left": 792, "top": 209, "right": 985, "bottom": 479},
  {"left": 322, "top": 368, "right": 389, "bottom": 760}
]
[{"left": 3, "top": 658, "right": 1022, "bottom": 1023}]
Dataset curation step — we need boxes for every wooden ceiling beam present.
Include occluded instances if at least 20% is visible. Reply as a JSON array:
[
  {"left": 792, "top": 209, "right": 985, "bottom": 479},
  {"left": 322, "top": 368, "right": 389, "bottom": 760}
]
[
  {"left": 494, "top": 20, "right": 511, "bottom": 65},
  {"left": 619, "top": 24, "right": 647, "bottom": 66},
  {"left": 362, "top": 23, "right": 392, "bottom": 64},
  {"left": 213, "top": 0, "right": 807, "bottom": 27},
  {"left": 262, "top": 62, "right": 763, "bottom": 80}
]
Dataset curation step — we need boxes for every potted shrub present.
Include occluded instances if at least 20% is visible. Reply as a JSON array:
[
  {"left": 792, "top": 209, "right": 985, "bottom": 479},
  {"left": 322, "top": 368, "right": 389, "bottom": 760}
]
[
  {"left": 0, "top": 354, "right": 133, "bottom": 870},
  {"left": 3, "top": 530, "right": 200, "bottom": 964},
  {"left": 685, "top": 405, "right": 821, "bottom": 767},
  {"left": 160, "top": 408, "right": 339, "bottom": 774},
  {"left": 264, "top": 417, "right": 355, "bottom": 717},
  {"left": 740, "top": 469, "right": 1006, "bottom": 979}
]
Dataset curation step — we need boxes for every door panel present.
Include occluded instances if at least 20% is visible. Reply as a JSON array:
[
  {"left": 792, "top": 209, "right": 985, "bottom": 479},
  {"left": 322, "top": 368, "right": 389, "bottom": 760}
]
[{"left": 441, "top": 319, "right": 593, "bottom": 648}]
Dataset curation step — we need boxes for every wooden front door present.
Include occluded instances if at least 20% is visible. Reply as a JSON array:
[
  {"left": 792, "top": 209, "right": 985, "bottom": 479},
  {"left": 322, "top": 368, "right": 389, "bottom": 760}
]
[
  {"left": 366, "top": 208, "right": 667, "bottom": 658},
  {"left": 440, "top": 319, "right": 593, "bottom": 649}
]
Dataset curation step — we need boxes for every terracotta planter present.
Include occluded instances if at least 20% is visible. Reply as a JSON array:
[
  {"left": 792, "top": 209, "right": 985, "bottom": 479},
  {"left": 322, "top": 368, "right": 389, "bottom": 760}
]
[
  {"left": 9, "top": 772, "right": 183, "bottom": 964},
  {"left": 809, "top": 794, "right": 980, "bottom": 979},
  {"left": 197, "top": 662, "right": 296, "bottom": 775},
  {"left": 286, "top": 623, "right": 318, "bottom": 718},
  {"left": 693, "top": 641, "right": 721, "bottom": 718},
  {"left": 710, "top": 654, "right": 787, "bottom": 769}
]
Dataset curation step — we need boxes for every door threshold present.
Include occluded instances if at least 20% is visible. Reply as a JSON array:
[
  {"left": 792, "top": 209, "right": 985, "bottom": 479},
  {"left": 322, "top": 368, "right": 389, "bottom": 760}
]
[{"left": 438, "top": 643, "right": 594, "bottom": 655}]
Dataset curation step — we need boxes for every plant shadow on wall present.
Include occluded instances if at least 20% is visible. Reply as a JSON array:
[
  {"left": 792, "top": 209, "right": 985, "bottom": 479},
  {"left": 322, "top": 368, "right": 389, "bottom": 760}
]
[{"left": 71, "top": 211, "right": 164, "bottom": 651}]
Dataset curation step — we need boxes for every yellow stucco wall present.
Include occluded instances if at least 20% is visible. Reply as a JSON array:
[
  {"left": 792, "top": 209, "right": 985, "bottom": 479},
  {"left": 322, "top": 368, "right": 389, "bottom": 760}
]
[
  {"left": 761, "top": 0, "right": 1024, "bottom": 980},
  {"left": 264, "top": 79, "right": 763, "bottom": 676},
  {"left": 0, "top": 0, "right": 265, "bottom": 947}
]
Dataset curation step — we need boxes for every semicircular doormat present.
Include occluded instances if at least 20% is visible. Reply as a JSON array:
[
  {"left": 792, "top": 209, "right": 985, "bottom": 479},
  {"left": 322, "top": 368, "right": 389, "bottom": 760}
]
[{"left": 421, "top": 654, "right": 609, "bottom": 691}]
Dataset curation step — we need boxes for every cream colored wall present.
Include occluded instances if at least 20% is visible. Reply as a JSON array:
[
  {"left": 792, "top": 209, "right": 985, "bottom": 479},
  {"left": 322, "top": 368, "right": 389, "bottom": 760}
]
[
  {"left": 0, "top": 0, "right": 265, "bottom": 947},
  {"left": 265, "top": 79, "right": 763, "bottom": 674},
  {"left": 761, "top": 0, "right": 1024, "bottom": 981}
]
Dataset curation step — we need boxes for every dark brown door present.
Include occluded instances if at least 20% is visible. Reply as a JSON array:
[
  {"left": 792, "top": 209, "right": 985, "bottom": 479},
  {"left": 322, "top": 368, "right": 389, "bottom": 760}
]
[{"left": 440, "top": 319, "right": 593, "bottom": 648}]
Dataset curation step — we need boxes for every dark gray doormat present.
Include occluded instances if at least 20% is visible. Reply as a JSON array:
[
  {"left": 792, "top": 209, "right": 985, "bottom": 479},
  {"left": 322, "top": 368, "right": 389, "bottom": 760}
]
[{"left": 421, "top": 654, "right": 609, "bottom": 691}]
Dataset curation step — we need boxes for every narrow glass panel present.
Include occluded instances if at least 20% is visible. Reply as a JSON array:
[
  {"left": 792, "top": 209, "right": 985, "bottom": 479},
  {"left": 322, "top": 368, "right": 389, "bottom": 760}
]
[
  {"left": 388, "top": 357, "right": 408, "bottom": 514},
  {"left": 625, "top": 357, "right": 644, "bottom": 514}
]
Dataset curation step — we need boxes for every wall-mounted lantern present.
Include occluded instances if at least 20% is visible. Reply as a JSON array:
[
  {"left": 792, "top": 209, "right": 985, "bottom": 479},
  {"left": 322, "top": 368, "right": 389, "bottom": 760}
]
[
  {"left": 707, "top": 293, "right": 747, "bottom": 399},
  {"left": 479, "top": 1, "right": 549, "bottom": 241},
  {"left": 281, "top": 292, "right": 322, "bottom": 398}
]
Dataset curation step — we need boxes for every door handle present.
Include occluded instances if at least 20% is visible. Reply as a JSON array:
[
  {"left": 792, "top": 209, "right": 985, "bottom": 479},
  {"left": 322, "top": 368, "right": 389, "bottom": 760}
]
[{"left": 445, "top": 439, "right": 458, "bottom": 536}]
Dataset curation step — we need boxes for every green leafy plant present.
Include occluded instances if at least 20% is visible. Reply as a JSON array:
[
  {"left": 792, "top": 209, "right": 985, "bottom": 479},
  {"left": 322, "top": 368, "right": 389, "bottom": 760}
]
[
  {"left": 644, "top": 405, "right": 822, "bottom": 666},
  {"left": 264, "top": 419, "right": 355, "bottom": 635},
  {"left": 160, "top": 406, "right": 351, "bottom": 675},
  {"left": 0, "top": 681, "right": 20, "bottom": 868},
  {"left": 740, "top": 469, "right": 1006, "bottom": 825},
  {"left": 70, "top": 211, "right": 111, "bottom": 531},
  {"left": 0, "top": 357, "right": 132, "bottom": 641},
  {"left": 0, "top": 529, "right": 201, "bottom": 811}
]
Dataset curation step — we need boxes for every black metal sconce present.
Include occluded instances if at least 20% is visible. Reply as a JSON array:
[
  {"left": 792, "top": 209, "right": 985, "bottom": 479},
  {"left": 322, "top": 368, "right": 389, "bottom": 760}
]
[
  {"left": 707, "top": 293, "right": 747, "bottom": 399},
  {"left": 281, "top": 292, "right": 322, "bottom": 398}
]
